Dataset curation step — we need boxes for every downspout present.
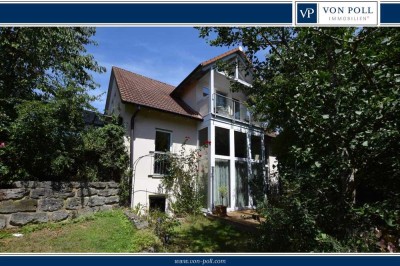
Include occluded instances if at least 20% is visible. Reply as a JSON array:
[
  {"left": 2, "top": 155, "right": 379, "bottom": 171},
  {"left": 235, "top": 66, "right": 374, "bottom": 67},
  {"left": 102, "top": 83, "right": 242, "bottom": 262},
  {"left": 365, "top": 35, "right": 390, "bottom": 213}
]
[{"left": 129, "top": 105, "right": 141, "bottom": 206}]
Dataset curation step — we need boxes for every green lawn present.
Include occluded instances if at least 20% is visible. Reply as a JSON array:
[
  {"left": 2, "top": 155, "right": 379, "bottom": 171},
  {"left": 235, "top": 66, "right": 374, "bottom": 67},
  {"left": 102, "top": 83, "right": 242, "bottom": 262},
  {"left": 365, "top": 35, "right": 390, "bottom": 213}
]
[
  {"left": 0, "top": 210, "right": 255, "bottom": 253},
  {"left": 0, "top": 210, "right": 159, "bottom": 253},
  {"left": 169, "top": 215, "right": 255, "bottom": 252}
]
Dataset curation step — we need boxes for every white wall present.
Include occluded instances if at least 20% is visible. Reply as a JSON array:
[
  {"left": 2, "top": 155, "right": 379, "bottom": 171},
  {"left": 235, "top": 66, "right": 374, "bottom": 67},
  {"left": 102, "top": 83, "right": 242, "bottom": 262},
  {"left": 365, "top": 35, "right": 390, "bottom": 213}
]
[{"left": 131, "top": 108, "right": 198, "bottom": 211}]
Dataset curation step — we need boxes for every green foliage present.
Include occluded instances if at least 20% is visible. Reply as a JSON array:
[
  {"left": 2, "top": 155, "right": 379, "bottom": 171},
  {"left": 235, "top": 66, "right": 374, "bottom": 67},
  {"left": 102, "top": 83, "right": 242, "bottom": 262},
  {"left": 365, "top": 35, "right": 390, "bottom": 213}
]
[
  {"left": 147, "top": 210, "right": 180, "bottom": 246},
  {"left": 2, "top": 87, "right": 87, "bottom": 182},
  {"left": 0, "top": 27, "right": 129, "bottom": 185},
  {"left": 198, "top": 27, "right": 400, "bottom": 251},
  {"left": 80, "top": 122, "right": 130, "bottom": 182},
  {"left": 0, "top": 27, "right": 104, "bottom": 135},
  {"left": 162, "top": 140, "right": 205, "bottom": 216},
  {"left": 131, "top": 229, "right": 161, "bottom": 252},
  {"left": 218, "top": 185, "right": 228, "bottom": 206}
]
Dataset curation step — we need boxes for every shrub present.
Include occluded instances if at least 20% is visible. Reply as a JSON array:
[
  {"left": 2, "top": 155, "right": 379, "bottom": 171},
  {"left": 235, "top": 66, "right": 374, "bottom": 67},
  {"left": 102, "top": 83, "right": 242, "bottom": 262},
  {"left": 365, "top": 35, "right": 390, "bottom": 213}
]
[
  {"left": 162, "top": 140, "right": 207, "bottom": 216},
  {"left": 80, "top": 121, "right": 130, "bottom": 182}
]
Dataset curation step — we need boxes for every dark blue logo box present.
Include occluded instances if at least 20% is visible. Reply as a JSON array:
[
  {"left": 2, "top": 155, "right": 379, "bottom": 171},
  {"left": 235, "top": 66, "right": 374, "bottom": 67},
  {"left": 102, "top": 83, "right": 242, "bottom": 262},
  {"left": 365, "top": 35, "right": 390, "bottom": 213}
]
[{"left": 297, "top": 3, "right": 318, "bottom": 23}]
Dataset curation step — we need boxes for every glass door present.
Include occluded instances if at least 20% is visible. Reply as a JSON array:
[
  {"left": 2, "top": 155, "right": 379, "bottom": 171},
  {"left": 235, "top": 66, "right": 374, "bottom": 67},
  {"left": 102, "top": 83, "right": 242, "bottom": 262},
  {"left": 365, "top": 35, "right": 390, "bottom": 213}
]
[{"left": 214, "top": 159, "right": 230, "bottom": 207}]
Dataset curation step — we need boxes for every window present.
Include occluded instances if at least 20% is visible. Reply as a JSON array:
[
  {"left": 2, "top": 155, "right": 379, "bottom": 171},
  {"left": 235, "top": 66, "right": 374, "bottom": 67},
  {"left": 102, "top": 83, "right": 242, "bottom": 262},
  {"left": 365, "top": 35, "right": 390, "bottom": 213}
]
[
  {"left": 215, "top": 127, "right": 230, "bottom": 156},
  {"left": 154, "top": 130, "right": 171, "bottom": 175},
  {"left": 216, "top": 91, "right": 227, "bottom": 107},
  {"left": 234, "top": 131, "right": 247, "bottom": 158},
  {"left": 198, "top": 127, "right": 208, "bottom": 147},
  {"left": 149, "top": 195, "right": 166, "bottom": 212},
  {"left": 233, "top": 99, "right": 241, "bottom": 120},
  {"left": 202, "top": 87, "right": 210, "bottom": 97},
  {"left": 215, "top": 159, "right": 230, "bottom": 207},
  {"left": 251, "top": 135, "right": 262, "bottom": 160},
  {"left": 155, "top": 130, "right": 171, "bottom": 152},
  {"left": 235, "top": 161, "right": 249, "bottom": 207}
]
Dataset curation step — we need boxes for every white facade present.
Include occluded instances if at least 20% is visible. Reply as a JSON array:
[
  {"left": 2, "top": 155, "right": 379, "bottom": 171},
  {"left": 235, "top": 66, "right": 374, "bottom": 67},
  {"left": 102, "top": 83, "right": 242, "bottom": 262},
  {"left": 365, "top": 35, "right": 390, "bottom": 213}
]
[{"left": 105, "top": 49, "right": 277, "bottom": 213}]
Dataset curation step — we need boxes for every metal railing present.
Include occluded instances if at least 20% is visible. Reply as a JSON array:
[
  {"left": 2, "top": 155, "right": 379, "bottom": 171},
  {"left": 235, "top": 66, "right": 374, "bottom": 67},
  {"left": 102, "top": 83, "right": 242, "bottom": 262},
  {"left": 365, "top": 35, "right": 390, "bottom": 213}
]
[
  {"left": 213, "top": 93, "right": 251, "bottom": 123},
  {"left": 153, "top": 151, "right": 169, "bottom": 175}
]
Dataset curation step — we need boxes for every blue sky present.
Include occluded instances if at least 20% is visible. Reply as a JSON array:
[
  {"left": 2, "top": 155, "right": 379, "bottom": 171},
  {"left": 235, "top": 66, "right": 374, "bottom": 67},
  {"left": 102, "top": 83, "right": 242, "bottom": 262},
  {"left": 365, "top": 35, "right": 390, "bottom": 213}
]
[{"left": 86, "top": 27, "right": 231, "bottom": 112}]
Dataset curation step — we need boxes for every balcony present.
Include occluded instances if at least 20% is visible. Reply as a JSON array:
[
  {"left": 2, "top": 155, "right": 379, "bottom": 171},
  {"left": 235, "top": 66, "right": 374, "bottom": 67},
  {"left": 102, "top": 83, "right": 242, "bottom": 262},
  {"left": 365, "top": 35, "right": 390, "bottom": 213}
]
[{"left": 214, "top": 93, "right": 262, "bottom": 125}]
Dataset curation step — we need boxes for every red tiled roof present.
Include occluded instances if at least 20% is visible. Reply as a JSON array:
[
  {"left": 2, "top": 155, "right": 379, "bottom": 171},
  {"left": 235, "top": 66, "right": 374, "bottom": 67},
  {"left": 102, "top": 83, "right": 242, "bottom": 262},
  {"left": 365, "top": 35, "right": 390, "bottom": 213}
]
[
  {"left": 200, "top": 47, "right": 244, "bottom": 66},
  {"left": 112, "top": 66, "right": 202, "bottom": 120}
]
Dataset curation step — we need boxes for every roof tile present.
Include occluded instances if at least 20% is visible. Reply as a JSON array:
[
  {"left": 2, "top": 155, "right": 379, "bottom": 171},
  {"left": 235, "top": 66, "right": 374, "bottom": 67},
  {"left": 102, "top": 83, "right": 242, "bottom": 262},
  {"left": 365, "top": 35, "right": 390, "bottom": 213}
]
[{"left": 112, "top": 67, "right": 202, "bottom": 120}]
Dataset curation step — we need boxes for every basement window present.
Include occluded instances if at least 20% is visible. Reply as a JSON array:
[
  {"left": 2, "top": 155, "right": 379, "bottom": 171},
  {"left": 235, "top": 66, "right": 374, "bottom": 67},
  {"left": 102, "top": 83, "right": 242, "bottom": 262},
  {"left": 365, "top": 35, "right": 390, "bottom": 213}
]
[{"left": 149, "top": 195, "right": 166, "bottom": 213}]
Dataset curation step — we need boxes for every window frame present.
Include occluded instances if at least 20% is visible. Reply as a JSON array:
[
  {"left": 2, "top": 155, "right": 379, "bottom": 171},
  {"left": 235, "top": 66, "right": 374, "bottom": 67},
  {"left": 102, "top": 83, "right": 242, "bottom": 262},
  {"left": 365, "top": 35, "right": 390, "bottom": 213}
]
[{"left": 153, "top": 129, "right": 172, "bottom": 176}]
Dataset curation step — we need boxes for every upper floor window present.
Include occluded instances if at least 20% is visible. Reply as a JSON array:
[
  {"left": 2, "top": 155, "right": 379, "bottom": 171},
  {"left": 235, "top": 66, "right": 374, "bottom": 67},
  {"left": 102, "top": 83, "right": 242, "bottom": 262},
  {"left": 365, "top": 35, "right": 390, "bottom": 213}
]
[
  {"left": 215, "top": 127, "right": 230, "bottom": 156},
  {"left": 154, "top": 130, "right": 171, "bottom": 175},
  {"left": 234, "top": 131, "right": 247, "bottom": 158},
  {"left": 202, "top": 87, "right": 210, "bottom": 97},
  {"left": 251, "top": 135, "right": 262, "bottom": 161},
  {"left": 199, "top": 127, "right": 208, "bottom": 147}
]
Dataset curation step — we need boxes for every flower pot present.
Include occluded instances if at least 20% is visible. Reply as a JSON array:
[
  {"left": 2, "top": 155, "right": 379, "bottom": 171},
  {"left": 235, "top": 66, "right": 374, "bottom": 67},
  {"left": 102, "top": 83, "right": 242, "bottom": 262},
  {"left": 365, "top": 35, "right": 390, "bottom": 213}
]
[{"left": 215, "top": 205, "right": 227, "bottom": 217}]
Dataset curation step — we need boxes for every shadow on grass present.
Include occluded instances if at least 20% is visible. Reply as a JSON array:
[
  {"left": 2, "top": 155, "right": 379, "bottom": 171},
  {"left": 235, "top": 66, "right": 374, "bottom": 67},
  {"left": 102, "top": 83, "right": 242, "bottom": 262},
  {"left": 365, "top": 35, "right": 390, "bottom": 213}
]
[{"left": 169, "top": 216, "right": 256, "bottom": 252}]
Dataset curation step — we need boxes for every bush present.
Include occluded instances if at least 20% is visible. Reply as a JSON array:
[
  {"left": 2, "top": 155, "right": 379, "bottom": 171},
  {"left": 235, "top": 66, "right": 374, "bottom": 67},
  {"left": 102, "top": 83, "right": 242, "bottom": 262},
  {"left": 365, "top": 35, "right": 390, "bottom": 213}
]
[
  {"left": 80, "top": 122, "right": 130, "bottom": 182},
  {"left": 131, "top": 229, "right": 162, "bottom": 252},
  {"left": 0, "top": 105, "right": 130, "bottom": 185},
  {"left": 162, "top": 140, "right": 207, "bottom": 216},
  {"left": 144, "top": 210, "right": 180, "bottom": 248}
]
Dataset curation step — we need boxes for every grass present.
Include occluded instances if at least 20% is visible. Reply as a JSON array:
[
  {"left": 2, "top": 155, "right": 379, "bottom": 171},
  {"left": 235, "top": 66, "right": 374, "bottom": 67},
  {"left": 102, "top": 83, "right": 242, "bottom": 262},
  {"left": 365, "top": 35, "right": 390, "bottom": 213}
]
[
  {"left": 0, "top": 210, "right": 159, "bottom": 253},
  {"left": 0, "top": 210, "right": 256, "bottom": 253},
  {"left": 167, "top": 215, "right": 256, "bottom": 252}
]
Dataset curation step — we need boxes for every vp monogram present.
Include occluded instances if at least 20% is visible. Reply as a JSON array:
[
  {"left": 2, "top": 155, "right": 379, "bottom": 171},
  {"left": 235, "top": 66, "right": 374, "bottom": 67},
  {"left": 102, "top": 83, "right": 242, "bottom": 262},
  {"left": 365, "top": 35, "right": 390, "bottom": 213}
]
[{"left": 300, "top": 8, "right": 315, "bottom": 18}]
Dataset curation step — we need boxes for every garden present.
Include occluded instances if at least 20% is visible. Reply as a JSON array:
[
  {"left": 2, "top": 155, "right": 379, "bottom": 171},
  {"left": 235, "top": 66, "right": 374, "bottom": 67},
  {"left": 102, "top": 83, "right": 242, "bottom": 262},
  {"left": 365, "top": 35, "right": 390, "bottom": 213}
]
[{"left": 0, "top": 209, "right": 255, "bottom": 253}]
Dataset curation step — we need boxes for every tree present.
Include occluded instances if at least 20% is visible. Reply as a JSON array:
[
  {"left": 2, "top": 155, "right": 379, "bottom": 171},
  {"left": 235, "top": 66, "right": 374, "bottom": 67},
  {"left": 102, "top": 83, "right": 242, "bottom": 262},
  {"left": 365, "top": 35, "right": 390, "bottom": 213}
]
[
  {"left": 198, "top": 27, "right": 400, "bottom": 251},
  {"left": 0, "top": 27, "right": 106, "bottom": 183},
  {"left": 0, "top": 27, "right": 104, "bottom": 135}
]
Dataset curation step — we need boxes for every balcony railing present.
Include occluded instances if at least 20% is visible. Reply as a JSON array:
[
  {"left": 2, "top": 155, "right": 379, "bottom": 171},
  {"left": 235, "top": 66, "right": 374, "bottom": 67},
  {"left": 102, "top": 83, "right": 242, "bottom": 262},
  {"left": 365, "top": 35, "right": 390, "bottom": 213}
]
[
  {"left": 153, "top": 151, "right": 169, "bottom": 175},
  {"left": 214, "top": 93, "right": 259, "bottom": 124}
]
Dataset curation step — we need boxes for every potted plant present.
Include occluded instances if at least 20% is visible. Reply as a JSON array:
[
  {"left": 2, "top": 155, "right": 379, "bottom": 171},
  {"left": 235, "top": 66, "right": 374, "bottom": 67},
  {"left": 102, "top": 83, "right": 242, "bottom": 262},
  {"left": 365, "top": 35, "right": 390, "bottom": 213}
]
[{"left": 215, "top": 185, "right": 228, "bottom": 217}]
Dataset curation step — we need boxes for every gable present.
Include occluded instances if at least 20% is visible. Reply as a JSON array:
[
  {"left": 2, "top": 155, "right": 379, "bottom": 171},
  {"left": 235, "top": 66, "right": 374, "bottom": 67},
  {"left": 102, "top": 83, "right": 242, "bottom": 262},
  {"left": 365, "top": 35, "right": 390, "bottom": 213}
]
[{"left": 111, "top": 67, "right": 202, "bottom": 120}]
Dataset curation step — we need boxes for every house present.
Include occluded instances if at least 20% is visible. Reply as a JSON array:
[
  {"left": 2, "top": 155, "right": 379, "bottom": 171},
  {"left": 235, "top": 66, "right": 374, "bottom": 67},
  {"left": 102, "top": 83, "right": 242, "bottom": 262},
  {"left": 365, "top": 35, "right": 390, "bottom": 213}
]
[{"left": 105, "top": 47, "right": 277, "bottom": 213}]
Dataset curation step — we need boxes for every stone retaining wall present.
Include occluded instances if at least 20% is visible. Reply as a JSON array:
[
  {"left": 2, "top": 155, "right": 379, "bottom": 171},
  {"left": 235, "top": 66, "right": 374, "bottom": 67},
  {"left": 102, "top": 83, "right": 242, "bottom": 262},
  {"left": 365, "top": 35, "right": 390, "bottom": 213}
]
[{"left": 0, "top": 181, "right": 120, "bottom": 229}]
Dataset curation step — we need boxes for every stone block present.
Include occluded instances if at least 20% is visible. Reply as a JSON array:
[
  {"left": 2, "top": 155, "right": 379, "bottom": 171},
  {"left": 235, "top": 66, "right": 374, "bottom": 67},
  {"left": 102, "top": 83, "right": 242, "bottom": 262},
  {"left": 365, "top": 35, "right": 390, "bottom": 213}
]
[
  {"left": 99, "top": 205, "right": 113, "bottom": 212},
  {"left": 30, "top": 188, "right": 47, "bottom": 199},
  {"left": 31, "top": 188, "right": 74, "bottom": 199},
  {"left": 104, "top": 196, "right": 119, "bottom": 205},
  {"left": 65, "top": 197, "right": 88, "bottom": 210},
  {"left": 90, "top": 182, "right": 107, "bottom": 189},
  {"left": 88, "top": 196, "right": 105, "bottom": 207},
  {"left": 0, "top": 199, "right": 37, "bottom": 214},
  {"left": 70, "top": 182, "right": 83, "bottom": 188},
  {"left": 107, "top": 182, "right": 119, "bottom": 188},
  {"left": 97, "top": 189, "right": 119, "bottom": 197},
  {"left": 76, "top": 188, "right": 98, "bottom": 197},
  {"left": 77, "top": 207, "right": 97, "bottom": 216},
  {"left": 36, "top": 181, "right": 53, "bottom": 189},
  {"left": 10, "top": 212, "right": 48, "bottom": 226},
  {"left": 0, "top": 189, "right": 28, "bottom": 200},
  {"left": 12, "top": 181, "right": 38, "bottom": 189},
  {"left": 0, "top": 215, "right": 7, "bottom": 229},
  {"left": 50, "top": 210, "right": 69, "bottom": 222},
  {"left": 38, "top": 198, "right": 64, "bottom": 212}
]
